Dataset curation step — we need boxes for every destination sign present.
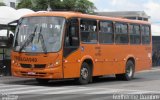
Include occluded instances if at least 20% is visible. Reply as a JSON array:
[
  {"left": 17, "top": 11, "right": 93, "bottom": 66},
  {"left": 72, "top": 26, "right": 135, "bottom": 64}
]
[{"left": 14, "top": 56, "right": 37, "bottom": 62}]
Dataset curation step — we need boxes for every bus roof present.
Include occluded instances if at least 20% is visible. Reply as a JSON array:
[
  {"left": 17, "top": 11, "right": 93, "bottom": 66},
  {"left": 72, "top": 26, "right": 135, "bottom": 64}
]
[{"left": 24, "top": 11, "right": 150, "bottom": 25}]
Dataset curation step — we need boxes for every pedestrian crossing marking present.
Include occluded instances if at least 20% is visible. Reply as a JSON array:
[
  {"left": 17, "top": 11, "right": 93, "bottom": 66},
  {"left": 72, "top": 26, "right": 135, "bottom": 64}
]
[
  {"left": 8, "top": 87, "right": 69, "bottom": 94},
  {"left": 0, "top": 83, "right": 159, "bottom": 95},
  {"left": 0, "top": 83, "right": 160, "bottom": 100}
]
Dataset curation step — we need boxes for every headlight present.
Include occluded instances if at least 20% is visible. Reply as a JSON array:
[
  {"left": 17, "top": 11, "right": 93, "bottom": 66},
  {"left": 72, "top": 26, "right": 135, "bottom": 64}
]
[
  {"left": 48, "top": 63, "right": 54, "bottom": 68},
  {"left": 12, "top": 60, "right": 15, "bottom": 64},
  {"left": 48, "top": 60, "right": 61, "bottom": 68},
  {"left": 55, "top": 60, "right": 60, "bottom": 65}
]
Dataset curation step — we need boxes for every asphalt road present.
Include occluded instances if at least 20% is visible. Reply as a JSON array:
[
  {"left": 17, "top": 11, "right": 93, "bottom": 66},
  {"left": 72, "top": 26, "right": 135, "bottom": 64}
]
[{"left": 0, "top": 68, "right": 160, "bottom": 100}]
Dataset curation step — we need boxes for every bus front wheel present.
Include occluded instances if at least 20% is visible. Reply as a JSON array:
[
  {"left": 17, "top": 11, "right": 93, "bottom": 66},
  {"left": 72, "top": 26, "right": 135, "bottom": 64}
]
[
  {"left": 116, "top": 60, "right": 135, "bottom": 81},
  {"left": 36, "top": 78, "right": 49, "bottom": 84},
  {"left": 77, "top": 62, "right": 92, "bottom": 85}
]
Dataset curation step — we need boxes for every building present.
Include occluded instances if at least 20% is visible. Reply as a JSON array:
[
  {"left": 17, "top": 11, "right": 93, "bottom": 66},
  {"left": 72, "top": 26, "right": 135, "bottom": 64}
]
[
  {"left": 96, "top": 11, "right": 150, "bottom": 21},
  {"left": 0, "top": 0, "right": 20, "bottom": 8}
]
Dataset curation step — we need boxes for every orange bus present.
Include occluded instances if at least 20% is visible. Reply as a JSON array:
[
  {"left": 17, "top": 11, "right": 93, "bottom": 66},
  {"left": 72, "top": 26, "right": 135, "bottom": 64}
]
[{"left": 11, "top": 11, "right": 152, "bottom": 84}]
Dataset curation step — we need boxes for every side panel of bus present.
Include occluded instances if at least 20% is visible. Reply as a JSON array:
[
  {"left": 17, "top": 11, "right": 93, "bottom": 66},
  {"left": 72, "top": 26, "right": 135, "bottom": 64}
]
[{"left": 62, "top": 17, "right": 152, "bottom": 79}]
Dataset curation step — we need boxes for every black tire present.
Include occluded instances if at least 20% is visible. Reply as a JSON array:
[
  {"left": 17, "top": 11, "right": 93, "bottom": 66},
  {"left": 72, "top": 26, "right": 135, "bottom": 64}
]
[
  {"left": 36, "top": 78, "right": 49, "bottom": 84},
  {"left": 116, "top": 60, "right": 135, "bottom": 81},
  {"left": 77, "top": 62, "right": 92, "bottom": 85}
]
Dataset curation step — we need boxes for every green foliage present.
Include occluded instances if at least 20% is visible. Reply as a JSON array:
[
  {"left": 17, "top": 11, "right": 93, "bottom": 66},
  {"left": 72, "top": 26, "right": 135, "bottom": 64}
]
[
  {"left": 0, "top": 2, "right": 6, "bottom": 6},
  {"left": 17, "top": 0, "right": 34, "bottom": 9},
  {"left": 16, "top": 0, "right": 96, "bottom": 14},
  {"left": 74, "top": 0, "right": 96, "bottom": 13}
]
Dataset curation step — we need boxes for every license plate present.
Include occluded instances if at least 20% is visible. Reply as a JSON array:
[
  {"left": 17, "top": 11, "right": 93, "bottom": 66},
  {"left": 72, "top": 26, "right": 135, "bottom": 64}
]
[{"left": 28, "top": 72, "right": 36, "bottom": 75}]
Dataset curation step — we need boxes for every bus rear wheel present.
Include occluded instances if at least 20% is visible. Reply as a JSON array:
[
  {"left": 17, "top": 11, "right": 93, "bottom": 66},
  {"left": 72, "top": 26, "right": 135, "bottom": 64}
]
[
  {"left": 116, "top": 60, "right": 135, "bottom": 81},
  {"left": 77, "top": 62, "right": 92, "bottom": 85},
  {"left": 36, "top": 78, "right": 49, "bottom": 84}
]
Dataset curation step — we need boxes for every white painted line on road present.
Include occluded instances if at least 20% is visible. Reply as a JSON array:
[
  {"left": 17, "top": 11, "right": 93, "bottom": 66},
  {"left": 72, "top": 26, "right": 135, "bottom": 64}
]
[
  {"left": 8, "top": 87, "right": 69, "bottom": 94},
  {"left": 41, "top": 95, "right": 84, "bottom": 100},
  {"left": 0, "top": 84, "right": 50, "bottom": 89},
  {"left": 0, "top": 85, "right": 47, "bottom": 92},
  {"left": 86, "top": 89, "right": 119, "bottom": 94},
  {"left": 46, "top": 88, "right": 95, "bottom": 94},
  {"left": 0, "top": 84, "right": 38, "bottom": 88},
  {"left": 89, "top": 96, "right": 112, "bottom": 100},
  {"left": 86, "top": 87, "right": 160, "bottom": 95},
  {"left": 10, "top": 86, "right": 99, "bottom": 94},
  {"left": 1, "top": 83, "right": 160, "bottom": 95},
  {"left": 20, "top": 88, "right": 104, "bottom": 99},
  {"left": 22, "top": 94, "right": 95, "bottom": 100},
  {"left": 131, "top": 91, "right": 160, "bottom": 94},
  {"left": 7, "top": 86, "right": 89, "bottom": 94},
  {"left": 130, "top": 91, "right": 152, "bottom": 94},
  {"left": 137, "top": 68, "right": 160, "bottom": 73},
  {"left": 0, "top": 84, "right": 22, "bottom": 88}
]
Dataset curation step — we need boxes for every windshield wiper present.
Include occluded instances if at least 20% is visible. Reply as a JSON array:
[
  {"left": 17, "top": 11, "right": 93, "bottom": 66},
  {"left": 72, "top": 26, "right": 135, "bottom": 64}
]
[
  {"left": 38, "top": 26, "right": 47, "bottom": 54},
  {"left": 19, "top": 26, "right": 37, "bottom": 53}
]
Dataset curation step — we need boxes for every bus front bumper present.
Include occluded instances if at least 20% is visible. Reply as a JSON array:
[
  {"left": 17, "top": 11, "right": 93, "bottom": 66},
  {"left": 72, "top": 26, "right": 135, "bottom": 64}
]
[{"left": 12, "top": 67, "right": 63, "bottom": 79}]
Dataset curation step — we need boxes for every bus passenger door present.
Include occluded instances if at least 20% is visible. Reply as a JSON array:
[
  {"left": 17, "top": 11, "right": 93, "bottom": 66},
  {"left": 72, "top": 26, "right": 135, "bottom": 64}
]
[{"left": 63, "top": 18, "right": 81, "bottom": 78}]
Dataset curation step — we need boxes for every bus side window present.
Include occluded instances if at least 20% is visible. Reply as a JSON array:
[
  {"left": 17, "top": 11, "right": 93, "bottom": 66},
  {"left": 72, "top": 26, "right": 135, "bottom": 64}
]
[
  {"left": 141, "top": 25, "right": 150, "bottom": 44},
  {"left": 115, "top": 23, "right": 129, "bottom": 44},
  {"left": 99, "top": 21, "right": 114, "bottom": 44},
  {"left": 130, "top": 24, "right": 141, "bottom": 44},
  {"left": 80, "top": 19, "right": 97, "bottom": 43},
  {"left": 65, "top": 19, "right": 79, "bottom": 47},
  {"left": 64, "top": 18, "right": 79, "bottom": 57}
]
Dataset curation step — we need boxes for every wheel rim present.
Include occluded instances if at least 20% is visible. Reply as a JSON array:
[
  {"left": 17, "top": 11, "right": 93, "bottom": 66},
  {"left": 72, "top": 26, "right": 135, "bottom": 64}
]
[
  {"left": 126, "top": 65, "right": 133, "bottom": 77},
  {"left": 81, "top": 67, "right": 89, "bottom": 80}
]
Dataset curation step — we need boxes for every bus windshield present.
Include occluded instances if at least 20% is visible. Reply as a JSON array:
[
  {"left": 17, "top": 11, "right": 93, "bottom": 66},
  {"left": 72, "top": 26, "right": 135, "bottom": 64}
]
[{"left": 13, "top": 17, "right": 65, "bottom": 53}]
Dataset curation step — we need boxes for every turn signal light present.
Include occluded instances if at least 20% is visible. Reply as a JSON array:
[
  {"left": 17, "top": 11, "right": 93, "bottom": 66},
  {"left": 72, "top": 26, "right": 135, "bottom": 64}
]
[{"left": 48, "top": 60, "right": 61, "bottom": 68}]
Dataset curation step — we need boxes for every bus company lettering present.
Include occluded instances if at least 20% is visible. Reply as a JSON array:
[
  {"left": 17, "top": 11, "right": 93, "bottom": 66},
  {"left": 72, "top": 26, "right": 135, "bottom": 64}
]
[{"left": 14, "top": 56, "right": 37, "bottom": 62}]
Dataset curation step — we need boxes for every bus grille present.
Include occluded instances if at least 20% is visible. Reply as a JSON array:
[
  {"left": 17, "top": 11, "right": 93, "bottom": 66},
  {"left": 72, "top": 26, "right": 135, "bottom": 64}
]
[
  {"left": 21, "top": 64, "right": 32, "bottom": 68},
  {"left": 20, "top": 64, "right": 46, "bottom": 68},
  {"left": 34, "top": 64, "right": 46, "bottom": 68}
]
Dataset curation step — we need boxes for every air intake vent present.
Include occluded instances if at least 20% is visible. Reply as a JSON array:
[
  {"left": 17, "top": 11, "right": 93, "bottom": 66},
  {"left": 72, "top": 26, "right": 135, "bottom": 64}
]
[
  {"left": 21, "top": 64, "right": 32, "bottom": 68},
  {"left": 34, "top": 64, "right": 46, "bottom": 68}
]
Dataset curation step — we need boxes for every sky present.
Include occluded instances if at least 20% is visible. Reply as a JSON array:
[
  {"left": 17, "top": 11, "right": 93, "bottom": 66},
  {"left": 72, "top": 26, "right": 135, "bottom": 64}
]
[{"left": 89, "top": 0, "right": 160, "bottom": 36}]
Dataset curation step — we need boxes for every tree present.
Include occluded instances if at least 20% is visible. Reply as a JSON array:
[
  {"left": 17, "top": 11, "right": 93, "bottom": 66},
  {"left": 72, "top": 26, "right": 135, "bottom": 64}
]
[
  {"left": 74, "top": 0, "right": 96, "bottom": 13},
  {"left": 0, "top": 2, "right": 6, "bottom": 6},
  {"left": 17, "top": 0, "right": 35, "bottom": 10},
  {"left": 16, "top": 0, "right": 96, "bottom": 14}
]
